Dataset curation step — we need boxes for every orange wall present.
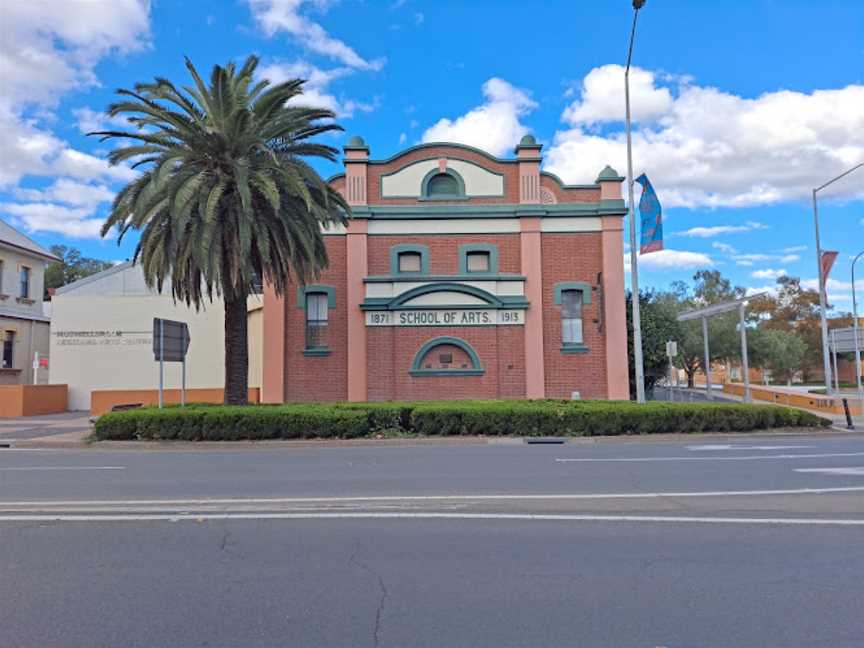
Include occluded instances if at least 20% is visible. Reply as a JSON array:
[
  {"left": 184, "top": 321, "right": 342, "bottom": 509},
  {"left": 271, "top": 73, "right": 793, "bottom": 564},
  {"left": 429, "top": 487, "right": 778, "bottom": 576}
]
[
  {"left": 723, "top": 383, "right": 861, "bottom": 416},
  {"left": 90, "top": 388, "right": 261, "bottom": 416},
  {"left": 0, "top": 384, "right": 68, "bottom": 417}
]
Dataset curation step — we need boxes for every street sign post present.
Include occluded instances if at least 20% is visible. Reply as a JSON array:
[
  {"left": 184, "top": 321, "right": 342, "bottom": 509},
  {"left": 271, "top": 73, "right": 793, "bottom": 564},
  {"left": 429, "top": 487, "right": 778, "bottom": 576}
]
[
  {"left": 666, "top": 340, "right": 678, "bottom": 401},
  {"left": 153, "top": 318, "right": 190, "bottom": 408}
]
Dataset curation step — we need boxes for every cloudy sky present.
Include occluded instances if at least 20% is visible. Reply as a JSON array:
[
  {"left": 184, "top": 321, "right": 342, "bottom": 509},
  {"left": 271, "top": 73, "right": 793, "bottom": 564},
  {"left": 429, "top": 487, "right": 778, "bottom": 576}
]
[{"left": 1, "top": 0, "right": 862, "bottom": 307}]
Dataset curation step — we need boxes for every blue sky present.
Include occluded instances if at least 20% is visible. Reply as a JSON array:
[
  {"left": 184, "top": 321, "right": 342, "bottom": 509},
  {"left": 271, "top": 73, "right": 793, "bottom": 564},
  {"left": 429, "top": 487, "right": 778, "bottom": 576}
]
[{"left": 2, "top": 0, "right": 862, "bottom": 308}]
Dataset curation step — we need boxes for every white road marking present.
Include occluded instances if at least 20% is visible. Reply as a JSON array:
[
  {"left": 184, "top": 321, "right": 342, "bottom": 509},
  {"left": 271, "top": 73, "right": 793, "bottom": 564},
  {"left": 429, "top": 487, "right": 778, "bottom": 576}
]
[
  {"left": 0, "top": 512, "right": 862, "bottom": 526},
  {"left": 795, "top": 467, "right": 864, "bottom": 476},
  {"left": 1, "top": 486, "right": 864, "bottom": 509},
  {"left": 555, "top": 452, "right": 864, "bottom": 463},
  {"left": 0, "top": 466, "right": 125, "bottom": 471},
  {"left": 686, "top": 444, "right": 812, "bottom": 451}
]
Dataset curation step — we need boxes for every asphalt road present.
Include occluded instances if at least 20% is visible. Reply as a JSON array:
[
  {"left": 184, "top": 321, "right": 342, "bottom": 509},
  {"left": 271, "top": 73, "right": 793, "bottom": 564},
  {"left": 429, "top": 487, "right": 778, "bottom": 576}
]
[{"left": 2, "top": 433, "right": 863, "bottom": 647}]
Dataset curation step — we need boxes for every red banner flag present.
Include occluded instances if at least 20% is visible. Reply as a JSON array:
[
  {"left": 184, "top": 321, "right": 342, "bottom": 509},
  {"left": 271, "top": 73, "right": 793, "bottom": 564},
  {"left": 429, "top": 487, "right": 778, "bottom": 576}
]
[{"left": 820, "top": 250, "right": 838, "bottom": 284}]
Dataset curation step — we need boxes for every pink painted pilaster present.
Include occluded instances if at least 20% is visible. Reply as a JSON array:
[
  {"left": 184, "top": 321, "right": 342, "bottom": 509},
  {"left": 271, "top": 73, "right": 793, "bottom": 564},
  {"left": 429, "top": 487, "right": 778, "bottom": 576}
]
[
  {"left": 521, "top": 216, "right": 545, "bottom": 398},
  {"left": 601, "top": 215, "right": 629, "bottom": 399},
  {"left": 344, "top": 148, "right": 369, "bottom": 206},
  {"left": 515, "top": 137, "right": 543, "bottom": 204},
  {"left": 261, "top": 281, "right": 286, "bottom": 403},
  {"left": 346, "top": 219, "right": 368, "bottom": 401}
]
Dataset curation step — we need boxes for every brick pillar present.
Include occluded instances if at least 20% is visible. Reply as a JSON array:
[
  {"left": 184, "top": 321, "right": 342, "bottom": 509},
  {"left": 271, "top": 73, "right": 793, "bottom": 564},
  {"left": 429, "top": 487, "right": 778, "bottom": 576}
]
[
  {"left": 515, "top": 135, "right": 542, "bottom": 204},
  {"left": 597, "top": 166, "right": 629, "bottom": 399},
  {"left": 261, "top": 281, "right": 286, "bottom": 403},
  {"left": 346, "top": 219, "right": 368, "bottom": 401},
  {"left": 521, "top": 216, "right": 545, "bottom": 398}
]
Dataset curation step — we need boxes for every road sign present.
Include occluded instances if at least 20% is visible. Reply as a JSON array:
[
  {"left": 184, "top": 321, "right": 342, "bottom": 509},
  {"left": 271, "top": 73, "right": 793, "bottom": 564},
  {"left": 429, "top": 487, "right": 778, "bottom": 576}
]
[
  {"left": 153, "top": 318, "right": 190, "bottom": 408},
  {"left": 666, "top": 340, "right": 677, "bottom": 357},
  {"left": 829, "top": 327, "right": 864, "bottom": 353},
  {"left": 153, "top": 318, "right": 190, "bottom": 362}
]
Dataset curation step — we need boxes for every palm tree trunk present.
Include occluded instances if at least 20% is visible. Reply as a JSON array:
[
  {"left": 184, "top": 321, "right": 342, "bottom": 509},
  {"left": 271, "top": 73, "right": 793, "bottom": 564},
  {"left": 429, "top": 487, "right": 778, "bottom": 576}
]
[{"left": 224, "top": 295, "right": 249, "bottom": 405}]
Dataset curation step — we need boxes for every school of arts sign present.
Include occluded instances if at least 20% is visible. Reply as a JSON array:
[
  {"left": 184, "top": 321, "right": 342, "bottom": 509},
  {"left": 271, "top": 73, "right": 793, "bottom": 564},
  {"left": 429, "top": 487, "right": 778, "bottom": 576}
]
[{"left": 366, "top": 309, "right": 524, "bottom": 327}]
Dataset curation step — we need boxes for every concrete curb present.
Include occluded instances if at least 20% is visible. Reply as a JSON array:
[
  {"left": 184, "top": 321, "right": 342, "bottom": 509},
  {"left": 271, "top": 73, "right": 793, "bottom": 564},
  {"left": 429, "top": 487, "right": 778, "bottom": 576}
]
[{"left": 5, "top": 427, "right": 861, "bottom": 451}]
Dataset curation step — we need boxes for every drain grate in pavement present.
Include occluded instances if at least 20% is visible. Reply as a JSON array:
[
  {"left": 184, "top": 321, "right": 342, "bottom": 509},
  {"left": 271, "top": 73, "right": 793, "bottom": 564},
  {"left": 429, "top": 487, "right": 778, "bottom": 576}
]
[{"left": 524, "top": 437, "right": 566, "bottom": 445}]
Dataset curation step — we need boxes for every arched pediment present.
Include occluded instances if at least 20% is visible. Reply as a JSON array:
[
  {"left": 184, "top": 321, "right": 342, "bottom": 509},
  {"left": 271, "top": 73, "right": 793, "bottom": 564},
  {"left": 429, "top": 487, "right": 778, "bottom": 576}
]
[{"left": 390, "top": 283, "right": 504, "bottom": 309}]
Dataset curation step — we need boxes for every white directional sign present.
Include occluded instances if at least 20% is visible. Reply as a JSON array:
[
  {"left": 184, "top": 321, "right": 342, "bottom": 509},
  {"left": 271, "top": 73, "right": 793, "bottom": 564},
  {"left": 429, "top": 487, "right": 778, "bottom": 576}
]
[
  {"left": 366, "top": 309, "right": 524, "bottom": 326},
  {"left": 829, "top": 327, "right": 864, "bottom": 353}
]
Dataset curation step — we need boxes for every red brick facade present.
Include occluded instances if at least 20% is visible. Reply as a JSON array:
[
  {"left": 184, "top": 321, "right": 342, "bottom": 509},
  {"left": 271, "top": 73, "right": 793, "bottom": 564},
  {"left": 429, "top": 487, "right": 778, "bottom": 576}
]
[{"left": 263, "top": 139, "right": 629, "bottom": 403}]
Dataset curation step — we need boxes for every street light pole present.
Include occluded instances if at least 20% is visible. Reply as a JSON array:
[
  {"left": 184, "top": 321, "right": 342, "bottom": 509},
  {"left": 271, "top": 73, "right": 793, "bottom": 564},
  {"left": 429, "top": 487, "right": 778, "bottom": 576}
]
[
  {"left": 852, "top": 249, "right": 863, "bottom": 402},
  {"left": 811, "top": 162, "right": 864, "bottom": 396},
  {"left": 626, "top": 0, "right": 646, "bottom": 403}
]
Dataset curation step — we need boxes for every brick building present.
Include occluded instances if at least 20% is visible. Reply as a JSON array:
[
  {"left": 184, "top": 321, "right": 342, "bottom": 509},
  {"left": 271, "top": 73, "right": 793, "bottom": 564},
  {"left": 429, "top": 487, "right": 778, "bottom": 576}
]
[{"left": 262, "top": 136, "right": 629, "bottom": 402}]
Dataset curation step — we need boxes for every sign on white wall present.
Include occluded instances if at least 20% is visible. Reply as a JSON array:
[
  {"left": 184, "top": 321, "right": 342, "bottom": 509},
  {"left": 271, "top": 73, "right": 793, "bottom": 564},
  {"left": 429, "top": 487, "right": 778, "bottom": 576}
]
[{"left": 366, "top": 309, "right": 524, "bottom": 326}]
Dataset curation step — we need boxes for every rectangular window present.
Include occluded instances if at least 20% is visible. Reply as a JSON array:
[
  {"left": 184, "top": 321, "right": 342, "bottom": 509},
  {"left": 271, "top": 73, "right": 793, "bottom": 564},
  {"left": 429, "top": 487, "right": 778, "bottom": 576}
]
[
  {"left": 561, "top": 290, "right": 583, "bottom": 345},
  {"left": 19, "top": 266, "right": 30, "bottom": 299},
  {"left": 398, "top": 252, "right": 422, "bottom": 273},
  {"left": 466, "top": 251, "right": 490, "bottom": 273},
  {"left": 0, "top": 259, "right": 4, "bottom": 293},
  {"left": 2, "top": 331, "right": 14, "bottom": 369},
  {"left": 305, "top": 293, "right": 329, "bottom": 349}
]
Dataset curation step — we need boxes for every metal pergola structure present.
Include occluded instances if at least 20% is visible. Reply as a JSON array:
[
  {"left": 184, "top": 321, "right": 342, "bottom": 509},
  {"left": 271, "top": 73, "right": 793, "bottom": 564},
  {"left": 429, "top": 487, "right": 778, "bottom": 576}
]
[{"left": 676, "top": 294, "right": 765, "bottom": 403}]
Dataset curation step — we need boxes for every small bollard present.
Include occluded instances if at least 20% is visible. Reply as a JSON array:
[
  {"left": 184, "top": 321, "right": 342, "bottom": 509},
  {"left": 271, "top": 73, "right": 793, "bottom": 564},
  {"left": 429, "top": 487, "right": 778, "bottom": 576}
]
[{"left": 842, "top": 398, "right": 855, "bottom": 430}]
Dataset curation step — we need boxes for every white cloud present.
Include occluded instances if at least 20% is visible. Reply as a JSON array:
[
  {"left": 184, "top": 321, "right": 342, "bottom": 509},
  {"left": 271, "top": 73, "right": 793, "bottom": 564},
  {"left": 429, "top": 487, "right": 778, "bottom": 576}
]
[
  {"left": 398, "top": 133, "right": 407, "bottom": 145},
  {"left": 678, "top": 221, "right": 767, "bottom": 238},
  {"left": 712, "top": 242, "right": 737, "bottom": 254},
  {"left": 71, "top": 107, "right": 133, "bottom": 134},
  {"left": 783, "top": 245, "right": 807, "bottom": 253},
  {"left": 0, "top": 202, "right": 105, "bottom": 239},
  {"left": 545, "top": 65, "right": 864, "bottom": 207},
  {"left": 746, "top": 285, "right": 779, "bottom": 298},
  {"left": 0, "top": 0, "right": 150, "bottom": 110},
  {"left": 623, "top": 248, "right": 713, "bottom": 272},
  {"left": 15, "top": 179, "right": 114, "bottom": 208},
  {"left": 563, "top": 64, "right": 673, "bottom": 126},
  {"left": 421, "top": 78, "right": 537, "bottom": 156},
  {"left": 248, "top": 0, "right": 384, "bottom": 70},
  {"left": 733, "top": 252, "right": 801, "bottom": 266},
  {"left": 751, "top": 268, "right": 787, "bottom": 280},
  {"left": 256, "top": 60, "right": 376, "bottom": 118}
]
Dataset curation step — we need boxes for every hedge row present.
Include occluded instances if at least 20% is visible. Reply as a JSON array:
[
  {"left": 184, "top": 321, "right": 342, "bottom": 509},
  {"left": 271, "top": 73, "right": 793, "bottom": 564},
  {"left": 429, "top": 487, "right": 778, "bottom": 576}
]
[{"left": 91, "top": 399, "right": 830, "bottom": 441}]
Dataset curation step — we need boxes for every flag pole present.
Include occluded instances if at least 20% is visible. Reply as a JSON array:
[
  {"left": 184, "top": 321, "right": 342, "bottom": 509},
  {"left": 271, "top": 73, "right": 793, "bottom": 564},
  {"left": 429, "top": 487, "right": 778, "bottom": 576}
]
[{"left": 626, "top": 0, "right": 646, "bottom": 403}]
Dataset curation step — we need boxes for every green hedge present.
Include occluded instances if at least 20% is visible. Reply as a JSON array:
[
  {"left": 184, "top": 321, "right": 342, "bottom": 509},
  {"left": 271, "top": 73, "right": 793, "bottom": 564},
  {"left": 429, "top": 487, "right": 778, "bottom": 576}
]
[{"left": 92, "top": 399, "right": 830, "bottom": 441}]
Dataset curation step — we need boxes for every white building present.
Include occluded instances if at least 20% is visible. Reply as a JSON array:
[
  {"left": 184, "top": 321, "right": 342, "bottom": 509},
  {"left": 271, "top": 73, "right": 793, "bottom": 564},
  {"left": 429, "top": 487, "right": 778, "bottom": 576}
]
[
  {"left": 50, "top": 262, "right": 262, "bottom": 411},
  {"left": 0, "top": 220, "right": 58, "bottom": 385}
]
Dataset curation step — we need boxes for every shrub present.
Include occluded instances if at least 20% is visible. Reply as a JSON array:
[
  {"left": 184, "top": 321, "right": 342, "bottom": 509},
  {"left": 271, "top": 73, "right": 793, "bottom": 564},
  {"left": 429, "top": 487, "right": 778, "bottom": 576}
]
[{"left": 92, "top": 399, "right": 830, "bottom": 441}]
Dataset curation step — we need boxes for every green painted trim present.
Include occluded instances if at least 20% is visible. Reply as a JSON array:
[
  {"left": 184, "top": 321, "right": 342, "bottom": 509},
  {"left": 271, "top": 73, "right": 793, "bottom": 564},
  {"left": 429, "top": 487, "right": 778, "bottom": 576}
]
[
  {"left": 361, "top": 302, "right": 529, "bottom": 312},
  {"left": 561, "top": 344, "right": 590, "bottom": 354},
  {"left": 390, "top": 244, "right": 430, "bottom": 275},
  {"left": 303, "top": 347, "right": 332, "bottom": 357},
  {"left": 458, "top": 243, "right": 499, "bottom": 274},
  {"left": 361, "top": 283, "right": 529, "bottom": 311},
  {"left": 348, "top": 203, "right": 621, "bottom": 219},
  {"left": 326, "top": 172, "right": 346, "bottom": 183},
  {"left": 296, "top": 284, "right": 337, "bottom": 309},
  {"left": 363, "top": 273, "right": 525, "bottom": 283},
  {"left": 368, "top": 142, "right": 516, "bottom": 166},
  {"left": 540, "top": 170, "right": 600, "bottom": 190},
  {"left": 392, "top": 283, "right": 502, "bottom": 308},
  {"left": 410, "top": 336, "right": 484, "bottom": 376},
  {"left": 554, "top": 282, "right": 592, "bottom": 305}
]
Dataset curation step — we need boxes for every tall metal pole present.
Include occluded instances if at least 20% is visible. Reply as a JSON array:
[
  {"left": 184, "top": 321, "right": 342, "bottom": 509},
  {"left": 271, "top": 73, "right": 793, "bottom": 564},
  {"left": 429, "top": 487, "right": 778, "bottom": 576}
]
[
  {"left": 702, "top": 316, "right": 712, "bottom": 401},
  {"left": 831, "top": 329, "right": 839, "bottom": 393},
  {"left": 181, "top": 326, "right": 186, "bottom": 407},
  {"left": 852, "top": 250, "right": 863, "bottom": 403},
  {"left": 158, "top": 320, "right": 164, "bottom": 409},
  {"left": 626, "top": 2, "right": 646, "bottom": 403},
  {"left": 812, "top": 163, "right": 864, "bottom": 396},
  {"left": 739, "top": 303, "right": 751, "bottom": 403}
]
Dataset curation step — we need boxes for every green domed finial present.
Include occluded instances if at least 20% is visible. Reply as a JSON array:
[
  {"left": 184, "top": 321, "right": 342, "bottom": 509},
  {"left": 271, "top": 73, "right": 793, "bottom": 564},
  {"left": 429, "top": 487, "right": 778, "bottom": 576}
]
[
  {"left": 596, "top": 165, "right": 623, "bottom": 182},
  {"left": 345, "top": 135, "right": 366, "bottom": 147},
  {"left": 519, "top": 134, "right": 537, "bottom": 146}
]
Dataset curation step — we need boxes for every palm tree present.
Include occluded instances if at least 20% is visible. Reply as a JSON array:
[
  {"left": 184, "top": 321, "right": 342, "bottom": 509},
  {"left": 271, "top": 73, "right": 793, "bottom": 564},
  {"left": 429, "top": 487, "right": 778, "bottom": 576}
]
[{"left": 92, "top": 55, "right": 349, "bottom": 404}]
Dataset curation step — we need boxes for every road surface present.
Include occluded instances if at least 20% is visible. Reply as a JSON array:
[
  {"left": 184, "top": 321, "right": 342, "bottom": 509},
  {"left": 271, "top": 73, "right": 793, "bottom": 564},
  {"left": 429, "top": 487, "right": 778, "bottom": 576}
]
[{"left": 1, "top": 432, "right": 863, "bottom": 647}]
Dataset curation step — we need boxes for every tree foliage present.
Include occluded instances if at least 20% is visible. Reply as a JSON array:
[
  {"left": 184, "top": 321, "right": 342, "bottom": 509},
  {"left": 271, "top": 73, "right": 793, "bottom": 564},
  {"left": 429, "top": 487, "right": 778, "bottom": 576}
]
[
  {"left": 44, "top": 245, "right": 114, "bottom": 298},
  {"left": 92, "top": 55, "right": 349, "bottom": 404}
]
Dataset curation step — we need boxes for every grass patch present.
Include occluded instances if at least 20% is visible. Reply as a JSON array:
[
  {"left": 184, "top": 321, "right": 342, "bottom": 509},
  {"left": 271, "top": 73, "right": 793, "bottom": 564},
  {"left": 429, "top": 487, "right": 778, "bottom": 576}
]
[{"left": 91, "top": 399, "right": 830, "bottom": 442}]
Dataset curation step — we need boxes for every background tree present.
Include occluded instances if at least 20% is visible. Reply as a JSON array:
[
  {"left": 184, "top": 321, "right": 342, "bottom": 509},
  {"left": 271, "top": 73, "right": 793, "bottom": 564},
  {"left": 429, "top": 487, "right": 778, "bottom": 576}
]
[
  {"left": 626, "top": 289, "right": 681, "bottom": 397},
  {"left": 749, "top": 328, "right": 806, "bottom": 385},
  {"left": 44, "top": 245, "right": 114, "bottom": 298},
  {"left": 93, "top": 56, "right": 349, "bottom": 404}
]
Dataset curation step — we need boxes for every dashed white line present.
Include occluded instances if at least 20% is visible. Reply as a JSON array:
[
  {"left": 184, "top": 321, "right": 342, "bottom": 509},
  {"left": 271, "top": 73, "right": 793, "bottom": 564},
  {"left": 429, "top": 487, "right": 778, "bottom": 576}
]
[
  {"left": 0, "top": 466, "right": 125, "bottom": 471},
  {"left": 686, "top": 444, "right": 812, "bottom": 451},
  {"left": 555, "top": 452, "right": 864, "bottom": 463},
  {"left": 795, "top": 467, "right": 864, "bottom": 476}
]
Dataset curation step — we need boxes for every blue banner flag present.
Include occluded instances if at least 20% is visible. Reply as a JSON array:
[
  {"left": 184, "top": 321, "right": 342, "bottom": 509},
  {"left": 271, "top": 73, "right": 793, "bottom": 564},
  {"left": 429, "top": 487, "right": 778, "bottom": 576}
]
[{"left": 635, "top": 173, "right": 663, "bottom": 254}]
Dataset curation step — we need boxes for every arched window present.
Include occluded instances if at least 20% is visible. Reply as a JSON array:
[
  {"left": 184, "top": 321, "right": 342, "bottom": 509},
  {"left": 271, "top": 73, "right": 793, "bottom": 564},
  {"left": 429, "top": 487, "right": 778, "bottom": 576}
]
[
  {"left": 410, "top": 337, "right": 484, "bottom": 376},
  {"left": 426, "top": 173, "right": 460, "bottom": 196}
]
